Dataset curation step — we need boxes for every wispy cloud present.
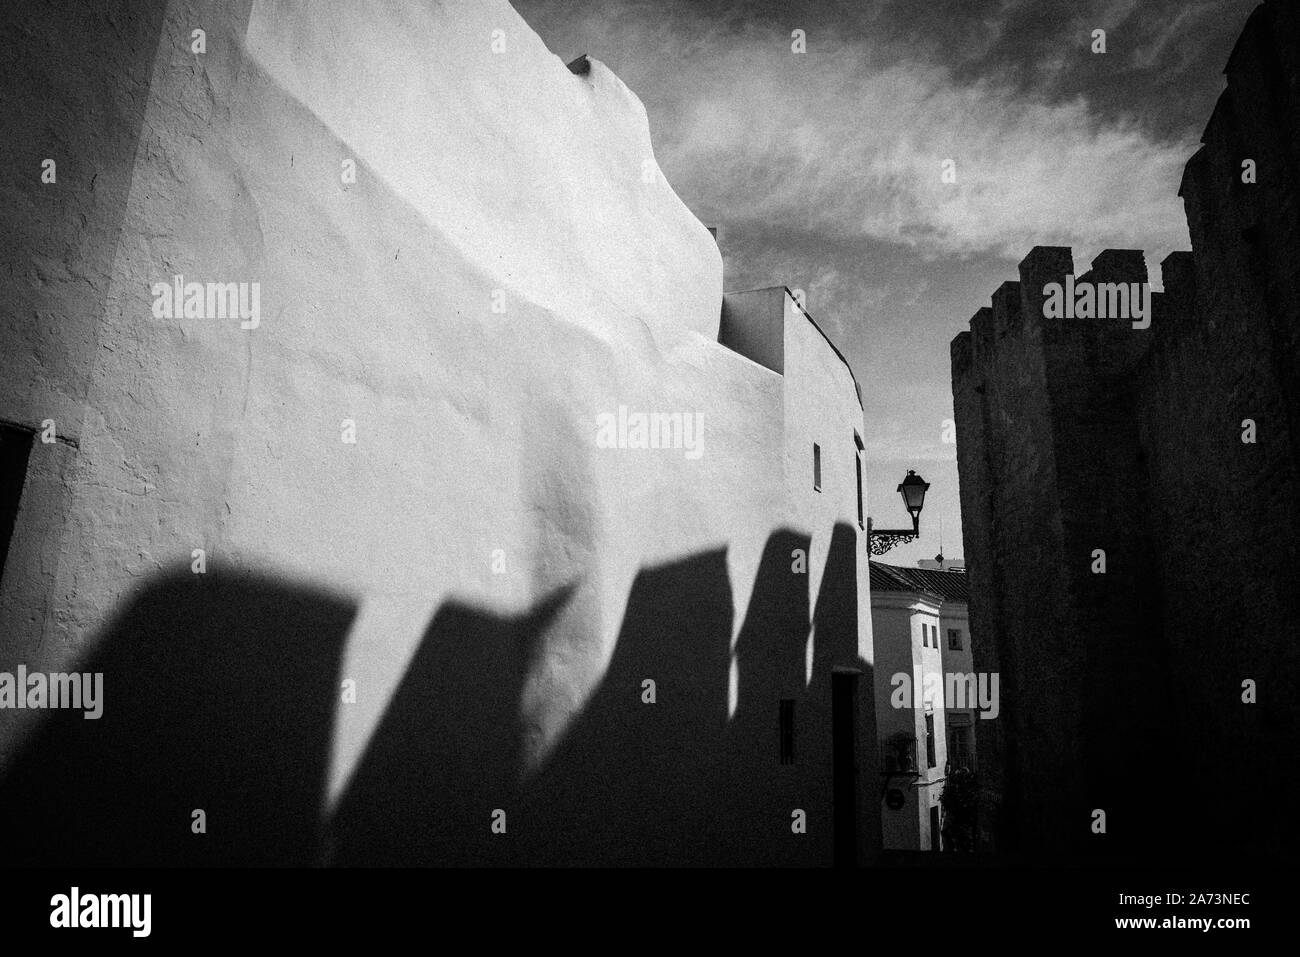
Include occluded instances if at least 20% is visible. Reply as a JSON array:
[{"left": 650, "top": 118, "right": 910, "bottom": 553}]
[
  {"left": 1128, "top": 2, "right": 1216, "bottom": 71},
  {"left": 663, "top": 34, "right": 1192, "bottom": 259},
  {"left": 523, "top": 1, "right": 1195, "bottom": 260}
]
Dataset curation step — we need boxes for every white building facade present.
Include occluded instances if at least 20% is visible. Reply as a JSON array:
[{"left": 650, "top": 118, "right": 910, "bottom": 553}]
[{"left": 870, "top": 560, "right": 972, "bottom": 852}]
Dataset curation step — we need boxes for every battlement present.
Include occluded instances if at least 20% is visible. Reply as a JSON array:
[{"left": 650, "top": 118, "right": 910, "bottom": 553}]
[
  {"left": 1180, "top": 0, "right": 1297, "bottom": 262},
  {"left": 1223, "top": 1, "right": 1298, "bottom": 116},
  {"left": 1157, "top": 251, "right": 1196, "bottom": 318},
  {"left": 950, "top": 330, "right": 973, "bottom": 381},
  {"left": 952, "top": 246, "right": 1175, "bottom": 391}
]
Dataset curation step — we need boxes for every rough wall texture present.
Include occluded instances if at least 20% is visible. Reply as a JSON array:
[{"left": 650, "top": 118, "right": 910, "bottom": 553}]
[
  {"left": 950, "top": 0, "right": 1299, "bottom": 862},
  {"left": 0, "top": 0, "right": 877, "bottom": 865},
  {"left": 1137, "top": 0, "right": 1300, "bottom": 861}
]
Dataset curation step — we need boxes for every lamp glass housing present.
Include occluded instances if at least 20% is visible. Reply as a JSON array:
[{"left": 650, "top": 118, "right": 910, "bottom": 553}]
[{"left": 897, "top": 470, "right": 930, "bottom": 519}]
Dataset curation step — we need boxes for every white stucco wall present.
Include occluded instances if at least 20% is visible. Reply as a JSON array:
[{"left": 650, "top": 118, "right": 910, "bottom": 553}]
[{"left": 0, "top": 0, "right": 877, "bottom": 865}]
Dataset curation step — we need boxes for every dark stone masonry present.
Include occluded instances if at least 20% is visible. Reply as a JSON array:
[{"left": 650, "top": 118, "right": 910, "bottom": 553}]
[{"left": 951, "top": 0, "right": 1298, "bottom": 863}]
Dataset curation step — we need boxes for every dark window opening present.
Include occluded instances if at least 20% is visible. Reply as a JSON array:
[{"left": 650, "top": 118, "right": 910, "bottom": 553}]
[
  {"left": 779, "top": 698, "right": 796, "bottom": 765},
  {"left": 853, "top": 433, "right": 864, "bottom": 528},
  {"left": 948, "top": 628, "right": 963, "bottom": 651},
  {"left": 883, "top": 733, "right": 917, "bottom": 773},
  {"left": 948, "top": 726, "right": 971, "bottom": 772},
  {"left": 0, "top": 424, "right": 35, "bottom": 589},
  {"left": 854, "top": 450, "right": 863, "bottom": 528},
  {"left": 813, "top": 443, "right": 821, "bottom": 492},
  {"left": 925, "top": 712, "right": 936, "bottom": 768}
]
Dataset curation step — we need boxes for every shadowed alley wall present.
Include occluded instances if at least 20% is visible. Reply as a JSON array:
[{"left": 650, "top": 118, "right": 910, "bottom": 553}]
[{"left": 950, "top": 0, "right": 1299, "bottom": 862}]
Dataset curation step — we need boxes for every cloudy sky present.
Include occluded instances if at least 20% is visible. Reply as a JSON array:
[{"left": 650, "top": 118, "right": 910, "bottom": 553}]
[{"left": 515, "top": 0, "right": 1256, "bottom": 565}]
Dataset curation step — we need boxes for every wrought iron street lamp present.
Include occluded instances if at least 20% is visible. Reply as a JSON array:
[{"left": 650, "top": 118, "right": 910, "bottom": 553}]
[{"left": 867, "top": 470, "right": 930, "bottom": 556}]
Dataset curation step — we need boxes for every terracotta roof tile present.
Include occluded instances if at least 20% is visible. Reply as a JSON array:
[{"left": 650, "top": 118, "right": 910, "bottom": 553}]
[{"left": 868, "top": 561, "right": 969, "bottom": 603}]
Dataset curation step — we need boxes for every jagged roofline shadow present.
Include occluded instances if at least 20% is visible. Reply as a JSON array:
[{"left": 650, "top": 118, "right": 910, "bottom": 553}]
[
  {"left": 0, "top": 562, "right": 358, "bottom": 866},
  {"left": 0, "top": 523, "right": 867, "bottom": 865},
  {"left": 325, "top": 526, "right": 868, "bottom": 865}
]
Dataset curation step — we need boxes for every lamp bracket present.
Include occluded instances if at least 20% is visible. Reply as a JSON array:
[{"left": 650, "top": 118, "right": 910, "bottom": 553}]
[{"left": 868, "top": 530, "right": 919, "bottom": 556}]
